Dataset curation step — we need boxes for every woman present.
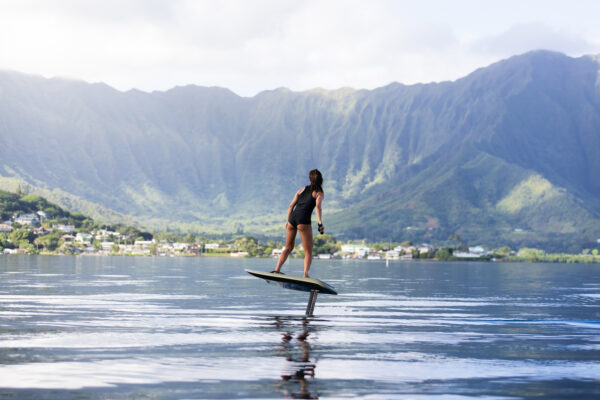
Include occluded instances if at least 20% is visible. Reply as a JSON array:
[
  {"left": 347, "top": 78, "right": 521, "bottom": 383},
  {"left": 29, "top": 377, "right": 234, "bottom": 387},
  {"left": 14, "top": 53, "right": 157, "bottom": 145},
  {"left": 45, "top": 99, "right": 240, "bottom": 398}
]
[{"left": 273, "top": 169, "right": 324, "bottom": 278}]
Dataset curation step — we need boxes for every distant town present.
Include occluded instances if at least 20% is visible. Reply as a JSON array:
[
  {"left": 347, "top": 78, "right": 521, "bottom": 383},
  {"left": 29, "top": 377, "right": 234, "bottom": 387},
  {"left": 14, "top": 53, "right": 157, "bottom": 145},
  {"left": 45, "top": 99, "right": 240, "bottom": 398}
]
[
  {"left": 1, "top": 191, "right": 599, "bottom": 264},
  {"left": 1, "top": 211, "right": 487, "bottom": 259}
]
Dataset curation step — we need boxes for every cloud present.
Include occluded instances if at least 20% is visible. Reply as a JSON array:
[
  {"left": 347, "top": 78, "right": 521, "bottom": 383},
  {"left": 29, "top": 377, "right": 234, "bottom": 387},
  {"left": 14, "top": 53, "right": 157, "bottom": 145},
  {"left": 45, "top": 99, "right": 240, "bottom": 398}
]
[
  {"left": 472, "top": 22, "right": 595, "bottom": 56},
  {"left": 1, "top": 1, "right": 600, "bottom": 96}
]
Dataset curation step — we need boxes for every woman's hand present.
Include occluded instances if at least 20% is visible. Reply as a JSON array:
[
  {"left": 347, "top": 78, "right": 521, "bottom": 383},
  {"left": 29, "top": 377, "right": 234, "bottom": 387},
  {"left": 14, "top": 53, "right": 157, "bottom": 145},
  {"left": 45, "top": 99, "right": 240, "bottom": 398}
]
[{"left": 318, "top": 223, "right": 324, "bottom": 234}]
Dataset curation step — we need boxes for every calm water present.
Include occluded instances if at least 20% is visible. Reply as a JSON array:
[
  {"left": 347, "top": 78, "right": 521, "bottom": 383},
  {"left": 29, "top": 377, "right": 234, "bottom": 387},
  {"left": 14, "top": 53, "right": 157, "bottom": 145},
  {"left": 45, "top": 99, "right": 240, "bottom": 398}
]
[{"left": 0, "top": 256, "right": 599, "bottom": 399}]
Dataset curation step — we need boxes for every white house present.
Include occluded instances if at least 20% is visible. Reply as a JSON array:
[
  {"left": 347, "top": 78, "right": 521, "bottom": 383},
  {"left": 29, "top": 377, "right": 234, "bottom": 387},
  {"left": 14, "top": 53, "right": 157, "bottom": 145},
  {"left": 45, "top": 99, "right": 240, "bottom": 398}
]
[
  {"left": 93, "top": 229, "right": 121, "bottom": 240},
  {"left": 75, "top": 233, "right": 92, "bottom": 243},
  {"left": 55, "top": 224, "right": 75, "bottom": 233},
  {"left": 134, "top": 240, "right": 153, "bottom": 249},
  {"left": 341, "top": 244, "right": 370, "bottom": 257},
  {"left": 386, "top": 250, "right": 400, "bottom": 260},
  {"left": 101, "top": 242, "right": 115, "bottom": 252},
  {"left": 173, "top": 242, "right": 188, "bottom": 251},
  {"left": 454, "top": 246, "right": 490, "bottom": 258},
  {"left": 205, "top": 243, "right": 220, "bottom": 250},
  {"left": 131, "top": 248, "right": 150, "bottom": 256},
  {"left": 36, "top": 211, "right": 47, "bottom": 223},
  {"left": 0, "top": 224, "right": 13, "bottom": 233},
  {"left": 14, "top": 213, "right": 39, "bottom": 225}
]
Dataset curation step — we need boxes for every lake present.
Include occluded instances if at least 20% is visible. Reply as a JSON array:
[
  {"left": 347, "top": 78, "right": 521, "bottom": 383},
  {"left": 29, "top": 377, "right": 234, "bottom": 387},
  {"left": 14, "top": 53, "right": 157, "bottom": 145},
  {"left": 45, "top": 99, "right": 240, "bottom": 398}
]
[{"left": 0, "top": 255, "right": 599, "bottom": 399}]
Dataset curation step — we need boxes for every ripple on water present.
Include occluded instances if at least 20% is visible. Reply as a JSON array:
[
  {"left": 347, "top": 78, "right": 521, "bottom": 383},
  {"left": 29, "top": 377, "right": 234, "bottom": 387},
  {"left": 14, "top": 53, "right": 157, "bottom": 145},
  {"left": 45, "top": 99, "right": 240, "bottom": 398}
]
[{"left": 0, "top": 257, "right": 599, "bottom": 398}]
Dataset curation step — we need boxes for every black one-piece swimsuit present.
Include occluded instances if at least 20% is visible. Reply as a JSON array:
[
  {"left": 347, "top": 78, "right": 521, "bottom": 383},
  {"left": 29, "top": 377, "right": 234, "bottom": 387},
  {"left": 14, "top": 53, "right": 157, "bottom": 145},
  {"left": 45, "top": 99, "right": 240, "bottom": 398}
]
[{"left": 288, "top": 186, "right": 317, "bottom": 227}]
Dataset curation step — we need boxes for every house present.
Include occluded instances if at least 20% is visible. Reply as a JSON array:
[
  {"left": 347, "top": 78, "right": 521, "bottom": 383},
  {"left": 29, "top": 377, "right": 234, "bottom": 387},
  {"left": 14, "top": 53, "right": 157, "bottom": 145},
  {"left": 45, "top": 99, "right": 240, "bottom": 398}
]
[
  {"left": 101, "top": 242, "right": 115, "bottom": 252},
  {"left": 55, "top": 224, "right": 75, "bottom": 233},
  {"left": 61, "top": 234, "right": 76, "bottom": 243},
  {"left": 186, "top": 244, "right": 200, "bottom": 255},
  {"left": 205, "top": 243, "right": 220, "bottom": 250},
  {"left": 272, "top": 248, "right": 284, "bottom": 257},
  {"left": 341, "top": 244, "right": 370, "bottom": 257},
  {"left": 454, "top": 246, "right": 491, "bottom": 258},
  {"left": 134, "top": 240, "right": 153, "bottom": 249},
  {"left": 93, "top": 229, "right": 121, "bottom": 240},
  {"left": 173, "top": 242, "right": 188, "bottom": 251},
  {"left": 3, "top": 248, "right": 27, "bottom": 255},
  {"left": 84, "top": 246, "right": 98, "bottom": 254},
  {"left": 36, "top": 210, "right": 47, "bottom": 223},
  {"left": 34, "top": 227, "right": 51, "bottom": 235},
  {"left": 418, "top": 244, "right": 434, "bottom": 254},
  {"left": 394, "top": 245, "right": 415, "bottom": 254},
  {"left": 386, "top": 250, "right": 400, "bottom": 260},
  {"left": 131, "top": 248, "right": 150, "bottom": 256},
  {"left": 367, "top": 253, "right": 382, "bottom": 260},
  {"left": 0, "top": 224, "right": 13, "bottom": 233},
  {"left": 76, "top": 233, "right": 92, "bottom": 243},
  {"left": 14, "top": 213, "right": 39, "bottom": 225}
]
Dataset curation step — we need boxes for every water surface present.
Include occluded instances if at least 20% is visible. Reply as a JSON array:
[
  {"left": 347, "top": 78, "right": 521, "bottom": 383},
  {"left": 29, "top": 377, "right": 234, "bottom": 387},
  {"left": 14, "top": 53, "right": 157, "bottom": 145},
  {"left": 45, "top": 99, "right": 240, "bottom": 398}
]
[{"left": 1, "top": 255, "right": 599, "bottom": 399}]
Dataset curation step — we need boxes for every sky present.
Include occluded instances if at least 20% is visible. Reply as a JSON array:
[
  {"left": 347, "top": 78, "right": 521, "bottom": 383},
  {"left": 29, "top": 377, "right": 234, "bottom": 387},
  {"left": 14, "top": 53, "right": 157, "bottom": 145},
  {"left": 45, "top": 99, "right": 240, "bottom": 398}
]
[{"left": 0, "top": 0, "right": 599, "bottom": 96}]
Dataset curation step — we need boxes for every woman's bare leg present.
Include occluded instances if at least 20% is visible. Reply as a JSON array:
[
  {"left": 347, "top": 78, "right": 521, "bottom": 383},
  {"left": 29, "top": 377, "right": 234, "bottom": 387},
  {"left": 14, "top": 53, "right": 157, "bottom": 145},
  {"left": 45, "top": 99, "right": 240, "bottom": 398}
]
[
  {"left": 298, "top": 224, "right": 313, "bottom": 277},
  {"left": 275, "top": 223, "right": 297, "bottom": 272}
]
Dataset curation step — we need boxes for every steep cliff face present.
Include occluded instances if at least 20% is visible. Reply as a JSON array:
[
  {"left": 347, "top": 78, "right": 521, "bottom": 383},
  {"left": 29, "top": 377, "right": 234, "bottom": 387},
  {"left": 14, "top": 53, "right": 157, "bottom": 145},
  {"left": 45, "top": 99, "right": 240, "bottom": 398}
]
[{"left": 1, "top": 51, "right": 599, "bottom": 249}]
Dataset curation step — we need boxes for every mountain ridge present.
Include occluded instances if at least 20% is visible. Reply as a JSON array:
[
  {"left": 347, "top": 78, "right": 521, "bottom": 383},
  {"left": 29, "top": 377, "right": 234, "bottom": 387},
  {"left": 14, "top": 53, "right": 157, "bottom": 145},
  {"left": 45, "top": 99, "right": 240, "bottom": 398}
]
[{"left": 1, "top": 50, "right": 599, "bottom": 251}]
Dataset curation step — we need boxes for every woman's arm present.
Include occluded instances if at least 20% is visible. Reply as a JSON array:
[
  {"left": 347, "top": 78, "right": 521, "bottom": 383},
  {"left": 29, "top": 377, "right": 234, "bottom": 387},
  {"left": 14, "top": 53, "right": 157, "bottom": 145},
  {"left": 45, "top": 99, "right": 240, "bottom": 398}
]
[{"left": 316, "top": 191, "right": 324, "bottom": 233}]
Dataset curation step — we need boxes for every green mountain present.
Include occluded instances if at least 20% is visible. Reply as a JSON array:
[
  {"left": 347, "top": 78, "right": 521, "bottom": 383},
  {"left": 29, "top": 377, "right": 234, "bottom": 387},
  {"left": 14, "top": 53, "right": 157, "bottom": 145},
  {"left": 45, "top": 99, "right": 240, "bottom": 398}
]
[{"left": 1, "top": 50, "right": 599, "bottom": 251}]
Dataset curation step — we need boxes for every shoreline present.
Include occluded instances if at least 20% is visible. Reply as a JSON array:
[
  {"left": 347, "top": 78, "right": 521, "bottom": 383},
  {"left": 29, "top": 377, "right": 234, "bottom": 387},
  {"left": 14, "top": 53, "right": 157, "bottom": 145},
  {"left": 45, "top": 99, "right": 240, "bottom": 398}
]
[{"left": 2, "top": 252, "right": 600, "bottom": 265}]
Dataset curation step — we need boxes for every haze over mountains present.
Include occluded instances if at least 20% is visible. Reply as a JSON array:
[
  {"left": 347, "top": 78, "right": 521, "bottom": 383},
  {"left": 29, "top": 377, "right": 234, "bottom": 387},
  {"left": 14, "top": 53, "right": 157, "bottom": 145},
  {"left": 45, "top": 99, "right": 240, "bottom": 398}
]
[{"left": 1, "top": 50, "right": 600, "bottom": 251}]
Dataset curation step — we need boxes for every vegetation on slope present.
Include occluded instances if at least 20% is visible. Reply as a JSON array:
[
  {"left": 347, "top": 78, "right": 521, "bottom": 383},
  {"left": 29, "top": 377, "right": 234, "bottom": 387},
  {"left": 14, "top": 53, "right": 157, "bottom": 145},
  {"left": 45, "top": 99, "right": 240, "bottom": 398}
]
[{"left": 1, "top": 51, "right": 600, "bottom": 251}]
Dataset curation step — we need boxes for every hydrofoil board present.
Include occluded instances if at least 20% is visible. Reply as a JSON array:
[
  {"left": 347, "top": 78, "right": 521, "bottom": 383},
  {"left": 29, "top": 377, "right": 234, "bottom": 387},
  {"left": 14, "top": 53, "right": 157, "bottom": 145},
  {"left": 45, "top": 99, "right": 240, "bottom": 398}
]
[{"left": 245, "top": 269, "right": 337, "bottom": 295}]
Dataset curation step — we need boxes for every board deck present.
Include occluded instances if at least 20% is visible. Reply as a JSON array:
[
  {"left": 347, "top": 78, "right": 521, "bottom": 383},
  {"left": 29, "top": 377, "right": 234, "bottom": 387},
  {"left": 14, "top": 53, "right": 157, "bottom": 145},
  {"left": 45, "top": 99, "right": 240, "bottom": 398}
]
[{"left": 245, "top": 269, "right": 338, "bottom": 295}]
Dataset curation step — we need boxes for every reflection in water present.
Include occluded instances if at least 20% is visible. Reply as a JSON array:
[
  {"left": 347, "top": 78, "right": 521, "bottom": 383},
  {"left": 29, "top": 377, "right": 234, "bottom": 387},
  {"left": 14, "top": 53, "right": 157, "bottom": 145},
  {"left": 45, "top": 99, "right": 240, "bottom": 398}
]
[{"left": 273, "top": 316, "right": 319, "bottom": 399}]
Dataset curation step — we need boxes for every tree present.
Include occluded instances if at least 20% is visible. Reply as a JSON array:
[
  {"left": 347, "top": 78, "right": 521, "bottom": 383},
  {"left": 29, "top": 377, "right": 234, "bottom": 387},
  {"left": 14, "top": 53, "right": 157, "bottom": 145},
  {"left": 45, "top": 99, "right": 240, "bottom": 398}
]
[
  {"left": 156, "top": 232, "right": 180, "bottom": 243},
  {"left": 34, "top": 233, "right": 61, "bottom": 251},
  {"left": 593, "top": 249, "right": 599, "bottom": 256},
  {"left": 517, "top": 248, "right": 545, "bottom": 262},
  {"left": 263, "top": 247, "right": 273, "bottom": 257},
  {"left": 10, "top": 228, "right": 34, "bottom": 244},
  {"left": 0, "top": 233, "right": 12, "bottom": 249},
  {"left": 313, "top": 234, "right": 338, "bottom": 255},
  {"left": 435, "top": 247, "right": 453, "bottom": 260},
  {"left": 234, "top": 236, "right": 259, "bottom": 256},
  {"left": 149, "top": 242, "right": 158, "bottom": 256},
  {"left": 449, "top": 234, "right": 464, "bottom": 245},
  {"left": 235, "top": 223, "right": 244, "bottom": 235}
]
